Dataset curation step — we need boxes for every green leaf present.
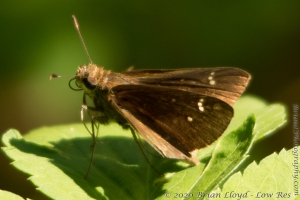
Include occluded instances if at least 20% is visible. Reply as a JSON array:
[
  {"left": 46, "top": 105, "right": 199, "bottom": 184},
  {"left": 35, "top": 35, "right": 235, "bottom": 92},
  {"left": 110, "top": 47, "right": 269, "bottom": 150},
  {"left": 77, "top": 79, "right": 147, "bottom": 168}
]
[
  {"left": 0, "top": 189, "right": 24, "bottom": 200},
  {"left": 217, "top": 148, "right": 299, "bottom": 200},
  {"left": 1, "top": 96, "right": 287, "bottom": 199},
  {"left": 2, "top": 125, "right": 160, "bottom": 200}
]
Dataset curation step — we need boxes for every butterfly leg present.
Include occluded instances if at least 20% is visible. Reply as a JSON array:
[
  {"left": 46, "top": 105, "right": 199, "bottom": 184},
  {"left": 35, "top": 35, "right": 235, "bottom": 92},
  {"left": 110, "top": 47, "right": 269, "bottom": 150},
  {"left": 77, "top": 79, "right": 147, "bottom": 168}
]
[
  {"left": 122, "top": 124, "right": 162, "bottom": 175},
  {"left": 80, "top": 93, "right": 106, "bottom": 179},
  {"left": 83, "top": 116, "right": 98, "bottom": 179}
]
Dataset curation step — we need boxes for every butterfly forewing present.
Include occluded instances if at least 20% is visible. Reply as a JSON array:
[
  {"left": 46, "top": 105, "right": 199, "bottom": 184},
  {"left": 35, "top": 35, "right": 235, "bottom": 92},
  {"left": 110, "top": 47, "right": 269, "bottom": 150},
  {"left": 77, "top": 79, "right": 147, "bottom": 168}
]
[
  {"left": 120, "top": 67, "right": 250, "bottom": 106},
  {"left": 110, "top": 85, "right": 234, "bottom": 164}
]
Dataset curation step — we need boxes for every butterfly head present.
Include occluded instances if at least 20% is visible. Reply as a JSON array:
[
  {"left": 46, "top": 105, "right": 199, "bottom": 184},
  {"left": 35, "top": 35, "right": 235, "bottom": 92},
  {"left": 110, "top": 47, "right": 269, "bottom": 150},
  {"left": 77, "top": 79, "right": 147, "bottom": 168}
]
[{"left": 75, "top": 63, "right": 105, "bottom": 91}]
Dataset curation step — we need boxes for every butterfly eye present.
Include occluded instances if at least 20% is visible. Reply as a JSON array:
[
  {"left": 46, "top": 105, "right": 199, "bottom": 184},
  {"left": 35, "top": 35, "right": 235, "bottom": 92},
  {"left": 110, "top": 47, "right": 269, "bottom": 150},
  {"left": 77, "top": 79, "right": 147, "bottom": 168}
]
[
  {"left": 83, "top": 78, "right": 97, "bottom": 90},
  {"left": 88, "top": 76, "right": 98, "bottom": 85}
]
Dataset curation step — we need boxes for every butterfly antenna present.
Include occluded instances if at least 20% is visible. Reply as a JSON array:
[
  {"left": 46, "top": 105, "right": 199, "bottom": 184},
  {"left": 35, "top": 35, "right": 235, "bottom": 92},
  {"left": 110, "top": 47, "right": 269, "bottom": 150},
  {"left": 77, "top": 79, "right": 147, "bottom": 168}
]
[{"left": 72, "top": 15, "right": 93, "bottom": 64}]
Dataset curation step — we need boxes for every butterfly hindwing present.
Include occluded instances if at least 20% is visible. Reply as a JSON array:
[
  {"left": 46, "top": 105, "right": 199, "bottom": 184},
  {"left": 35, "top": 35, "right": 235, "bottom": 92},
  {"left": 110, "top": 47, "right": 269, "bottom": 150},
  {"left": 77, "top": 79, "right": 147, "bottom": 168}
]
[{"left": 110, "top": 85, "right": 233, "bottom": 164}]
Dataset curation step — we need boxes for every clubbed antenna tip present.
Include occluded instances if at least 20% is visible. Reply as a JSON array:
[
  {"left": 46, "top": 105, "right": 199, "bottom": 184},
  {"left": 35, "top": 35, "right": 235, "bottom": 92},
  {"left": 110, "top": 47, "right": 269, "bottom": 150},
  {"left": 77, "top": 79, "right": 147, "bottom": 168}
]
[
  {"left": 72, "top": 15, "right": 93, "bottom": 64},
  {"left": 50, "top": 74, "right": 61, "bottom": 80}
]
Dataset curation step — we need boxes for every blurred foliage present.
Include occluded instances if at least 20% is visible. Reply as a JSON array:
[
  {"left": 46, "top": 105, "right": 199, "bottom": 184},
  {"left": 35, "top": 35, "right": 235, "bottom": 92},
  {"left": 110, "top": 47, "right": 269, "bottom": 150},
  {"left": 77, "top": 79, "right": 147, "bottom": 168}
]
[{"left": 0, "top": 1, "right": 299, "bottom": 199}]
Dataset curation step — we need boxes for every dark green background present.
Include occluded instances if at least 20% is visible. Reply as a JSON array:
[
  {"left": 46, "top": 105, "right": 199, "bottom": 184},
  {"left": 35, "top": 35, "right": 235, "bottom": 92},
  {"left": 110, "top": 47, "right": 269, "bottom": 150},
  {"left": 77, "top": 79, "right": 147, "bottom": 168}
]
[{"left": 1, "top": 1, "right": 299, "bottom": 199}]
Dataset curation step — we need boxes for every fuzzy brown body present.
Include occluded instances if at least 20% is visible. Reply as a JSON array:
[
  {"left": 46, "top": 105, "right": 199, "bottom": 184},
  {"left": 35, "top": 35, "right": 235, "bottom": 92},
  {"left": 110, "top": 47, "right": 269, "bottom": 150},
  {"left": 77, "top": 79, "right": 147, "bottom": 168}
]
[{"left": 75, "top": 64, "right": 251, "bottom": 164}]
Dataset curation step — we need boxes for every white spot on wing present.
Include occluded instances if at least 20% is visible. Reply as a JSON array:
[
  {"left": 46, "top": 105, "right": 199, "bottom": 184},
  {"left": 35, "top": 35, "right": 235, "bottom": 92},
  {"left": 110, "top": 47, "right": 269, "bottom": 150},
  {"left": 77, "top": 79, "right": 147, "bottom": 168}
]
[
  {"left": 208, "top": 71, "right": 216, "bottom": 85},
  {"left": 187, "top": 116, "right": 193, "bottom": 122},
  {"left": 198, "top": 99, "right": 205, "bottom": 112}
]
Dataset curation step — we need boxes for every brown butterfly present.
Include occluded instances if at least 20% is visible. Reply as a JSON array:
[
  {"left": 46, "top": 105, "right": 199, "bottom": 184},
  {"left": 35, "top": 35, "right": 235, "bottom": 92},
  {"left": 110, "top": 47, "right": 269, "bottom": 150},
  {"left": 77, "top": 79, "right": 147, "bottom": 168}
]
[{"left": 73, "top": 64, "right": 250, "bottom": 165}]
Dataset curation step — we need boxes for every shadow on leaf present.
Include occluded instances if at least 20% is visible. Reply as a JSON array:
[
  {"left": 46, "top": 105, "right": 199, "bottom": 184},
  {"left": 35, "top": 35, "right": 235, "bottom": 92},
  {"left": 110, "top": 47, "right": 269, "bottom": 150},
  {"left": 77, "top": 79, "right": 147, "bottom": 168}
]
[{"left": 9, "top": 133, "right": 187, "bottom": 199}]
